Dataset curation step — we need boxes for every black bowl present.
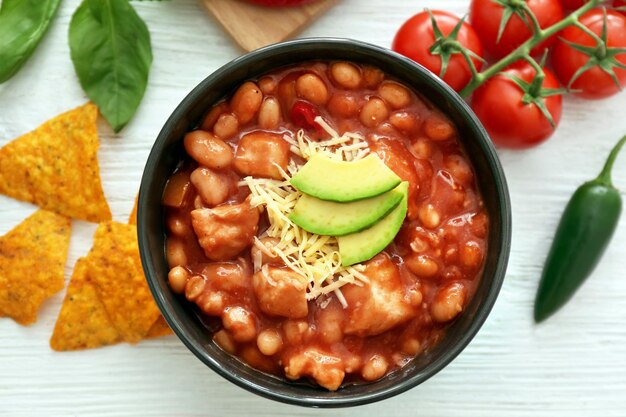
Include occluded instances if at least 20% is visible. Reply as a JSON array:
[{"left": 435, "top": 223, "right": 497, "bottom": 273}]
[{"left": 138, "top": 38, "right": 511, "bottom": 408}]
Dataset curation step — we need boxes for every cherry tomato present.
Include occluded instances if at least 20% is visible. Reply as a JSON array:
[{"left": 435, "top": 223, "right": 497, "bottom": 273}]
[
  {"left": 244, "top": 0, "right": 316, "bottom": 6},
  {"left": 471, "top": 61, "right": 563, "bottom": 148},
  {"left": 392, "top": 10, "right": 484, "bottom": 92},
  {"left": 561, "top": 0, "right": 587, "bottom": 9},
  {"left": 614, "top": 0, "right": 626, "bottom": 16},
  {"left": 552, "top": 9, "right": 626, "bottom": 99},
  {"left": 559, "top": 0, "right": 621, "bottom": 10},
  {"left": 470, "top": 0, "right": 564, "bottom": 58}
]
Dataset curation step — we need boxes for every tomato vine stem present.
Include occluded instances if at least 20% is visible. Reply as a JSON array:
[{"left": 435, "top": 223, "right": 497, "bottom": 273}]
[
  {"left": 520, "top": 2, "right": 544, "bottom": 37},
  {"left": 459, "top": 0, "right": 601, "bottom": 98}
]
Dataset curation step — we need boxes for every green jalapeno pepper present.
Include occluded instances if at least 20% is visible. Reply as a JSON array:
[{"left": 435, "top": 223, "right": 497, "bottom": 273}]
[
  {"left": 534, "top": 135, "right": 626, "bottom": 322},
  {"left": 0, "top": 0, "right": 62, "bottom": 83}
]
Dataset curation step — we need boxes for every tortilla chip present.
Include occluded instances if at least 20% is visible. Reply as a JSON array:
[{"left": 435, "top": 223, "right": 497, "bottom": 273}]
[
  {"left": 145, "top": 315, "right": 173, "bottom": 339},
  {"left": 0, "top": 103, "right": 111, "bottom": 223},
  {"left": 50, "top": 258, "right": 121, "bottom": 351},
  {"left": 130, "top": 195, "right": 173, "bottom": 340},
  {"left": 129, "top": 195, "right": 138, "bottom": 225},
  {"left": 88, "top": 222, "right": 160, "bottom": 343},
  {"left": 0, "top": 210, "right": 71, "bottom": 325}
]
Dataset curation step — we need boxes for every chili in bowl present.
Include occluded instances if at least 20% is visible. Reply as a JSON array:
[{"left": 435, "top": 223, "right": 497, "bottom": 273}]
[{"left": 138, "top": 38, "right": 511, "bottom": 407}]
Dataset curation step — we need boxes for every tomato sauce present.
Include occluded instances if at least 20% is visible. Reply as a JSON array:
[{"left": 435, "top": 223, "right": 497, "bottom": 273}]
[{"left": 162, "top": 61, "right": 488, "bottom": 390}]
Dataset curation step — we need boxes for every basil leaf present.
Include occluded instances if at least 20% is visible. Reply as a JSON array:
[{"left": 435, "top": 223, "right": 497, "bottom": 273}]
[
  {"left": 69, "top": 0, "right": 152, "bottom": 132},
  {"left": 0, "top": 0, "right": 62, "bottom": 84}
]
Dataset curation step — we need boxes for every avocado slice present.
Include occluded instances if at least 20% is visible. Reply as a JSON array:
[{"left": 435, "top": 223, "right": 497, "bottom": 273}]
[
  {"left": 290, "top": 154, "right": 401, "bottom": 202},
  {"left": 337, "top": 182, "right": 409, "bottom": 266},
  {"left": 289, "top": 183, "right": 405, "bottom": 236}
]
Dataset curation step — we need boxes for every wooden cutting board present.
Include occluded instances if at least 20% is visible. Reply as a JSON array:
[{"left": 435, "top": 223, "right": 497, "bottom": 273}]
[{"left": 200, "top": 0, "right": 337, "bottom": 52}]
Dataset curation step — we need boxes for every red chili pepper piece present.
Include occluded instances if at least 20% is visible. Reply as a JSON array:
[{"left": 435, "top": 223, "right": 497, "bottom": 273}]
[{"left": 290, "top": 101, "right": 321, "bottom": 132}]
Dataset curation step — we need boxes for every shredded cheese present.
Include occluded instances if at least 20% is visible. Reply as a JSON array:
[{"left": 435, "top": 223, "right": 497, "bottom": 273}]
[
  {"left": 283, "top": 116, "right": 372, "bottom": 162},
  {"left": 242, "top": 117, "right": 372, "bottom": 307}
]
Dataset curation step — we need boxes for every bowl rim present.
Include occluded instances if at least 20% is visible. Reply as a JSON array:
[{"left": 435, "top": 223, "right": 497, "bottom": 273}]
[{"left": 138, "top": 37, "right": 512, "bottom": 408}]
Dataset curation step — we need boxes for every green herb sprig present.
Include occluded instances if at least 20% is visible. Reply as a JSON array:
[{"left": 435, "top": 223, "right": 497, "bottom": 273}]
[
  {"left": 0, "top": 0, "right": 159, "bottom": 133},
  {"left": 0, "top": 0, "right": 62, "bottom": 83},
  {"left": 69, "top": 0, "right": 153, "bottom": 132}
]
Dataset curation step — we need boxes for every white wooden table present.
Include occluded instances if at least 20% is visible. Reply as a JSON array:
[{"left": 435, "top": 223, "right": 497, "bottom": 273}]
[{"left": 1, "top": 1, "right": 625, "bottom": 416}]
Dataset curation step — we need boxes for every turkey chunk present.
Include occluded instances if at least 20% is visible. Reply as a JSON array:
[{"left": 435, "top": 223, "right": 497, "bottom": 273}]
[
  {"left": 284, "top": 348, "right": 345, "bottom": 391},
  {"left": 202, "top": 260, "right": 251, "bottom": 293},
  {"left": 196, "top": 260, "right": 253, "bottom": 316},
  {"left": 372, "top": 138, "right": 419, "bottom": 219},
  {"left": 234, "top": 131, "right": 290, "bottom": 180},
  {"left": 252, "top": 266, "right": 308, "bottom": 318},
  {"left": 342, "top": 253, "right": 415, "bottom": 336},
  {"left": 191, "top": 197, "right": 259, "bottom": 261}
]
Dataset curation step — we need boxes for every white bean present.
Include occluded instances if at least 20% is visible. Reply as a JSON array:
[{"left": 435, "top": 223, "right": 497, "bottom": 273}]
[
  {"left": 190, "top": 167, "right": 232, "bottom": 207},
  {"left": 360, "top": 97, "right": 389, "bottom": 128},
  {"left": 296, "top": 73, "right": 329, "bottom": 105},
  {"left": 258, "top": 97, "right": 281, "bottom": 130},
  {"left": 231, "top": 81, "right": 263, "bottom": 124},
  {"left": 330, "top": 62, "right": 362, "bottom": 89},
  {"left": 184, "top": 130, "right": 233, "bottom": 169}
]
